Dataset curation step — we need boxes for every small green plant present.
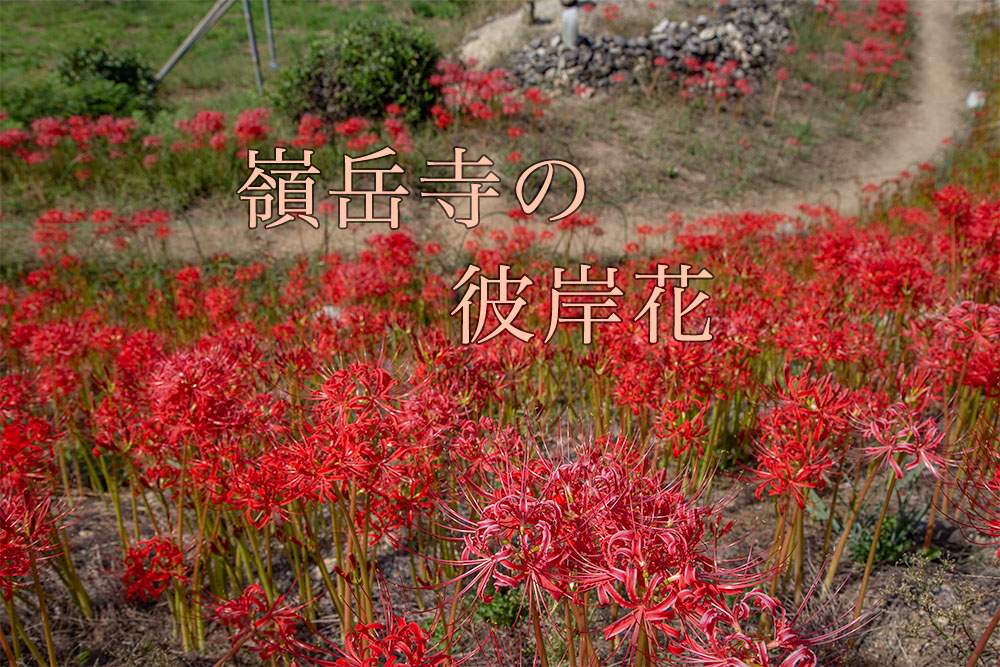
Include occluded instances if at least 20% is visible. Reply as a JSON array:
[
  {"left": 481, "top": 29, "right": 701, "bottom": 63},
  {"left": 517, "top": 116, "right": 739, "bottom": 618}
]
[
  {"left": 273, "top": 17, "right": 442, "bottom": 125},
  {"left": 849, "top": 513, "right": 913, "bottom": 565},
  {"left": 474, "top": 585, "right": 525, "bottom": 629},
  {"left": 848, "top": 470, "right": 928, "bottom": 566}
]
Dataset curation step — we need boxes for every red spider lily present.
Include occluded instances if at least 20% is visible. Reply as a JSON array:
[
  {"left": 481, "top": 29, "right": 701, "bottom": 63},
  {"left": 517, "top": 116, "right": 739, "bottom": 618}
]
[
  {"left": 917, "top": 301, "right": 1000, "bottom": 396},
  {"left": 675, "top": 580, "right": 873, "bottom": 667},
  {"left": 176, "top": 110, "right": 225, "bottom": 143},
  {"left": 858, "top": 402, "right": 949, "bottom": 479},
  {"left": 1, "top": 415, "right": 58, "bottom": 493},
  {"left": 0, "top": 490, "right": 62, "bottom": 601},
  {"left": 950, "top": 435, "right": 1000, "bottom": 560},
  {"left": 753, "top": 371, "right": 859, "bottom": 508},
  {"left": 335, "top": 117, "right": 371, "bottom": 137},
  {"left": 442, "top": 434, "right": 783, "bottom": 664},
  {"left": 210, "top": 583, "right": 332, "bottom": 663},
  {"left": 347, "top": 133, "right": 379, "bottom": 152},
  {"left": 335, "top": 615, "right": 455, "bottom": 667},
  {"left": 233, "top": 108, "right": 271, "bottom": 146},
  {"left": 121, "top": 536, "right": 186, "bottom": 601},
  {"left": 295, "top": 113, "right": 328, "bottom": 148},
  {"left": 444, "top": 452, "right": 570, "bottom": 605}
]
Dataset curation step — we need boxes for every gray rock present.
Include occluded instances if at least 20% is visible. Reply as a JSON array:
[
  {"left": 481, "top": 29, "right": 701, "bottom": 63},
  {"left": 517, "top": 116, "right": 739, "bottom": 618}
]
[{"left": 504, "top": 0, "right": 801, "bottom": 96}]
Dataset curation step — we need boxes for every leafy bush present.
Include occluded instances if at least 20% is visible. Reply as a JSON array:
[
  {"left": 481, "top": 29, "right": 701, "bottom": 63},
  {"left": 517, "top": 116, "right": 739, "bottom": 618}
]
[
  {"left": 1, "top": 42, "right": 157, "bottom": 125},
  {"left": 1, "top": 77, "right": 140, "bottom": 126},
  {"left": 274, "top": 17, "right": 441, "bottom": 125},
  {"left": 59, "top": 42, "right": 155, "bottom": 95}
]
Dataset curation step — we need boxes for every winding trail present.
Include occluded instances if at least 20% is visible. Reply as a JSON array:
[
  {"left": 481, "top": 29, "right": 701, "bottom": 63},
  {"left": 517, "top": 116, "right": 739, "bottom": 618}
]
[
  {"left": 461, "top": 0, "right": 972, "bottom": 222},
  {"left": 754, "top": 0, "right": 970, "bottom": 218}
]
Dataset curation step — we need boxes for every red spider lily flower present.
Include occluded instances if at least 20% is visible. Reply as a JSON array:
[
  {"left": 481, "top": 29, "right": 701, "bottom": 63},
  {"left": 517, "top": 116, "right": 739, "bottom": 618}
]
[
  {"left": 336, "top": 616, "right": 456, "bottom": 667},
  {"left": 211, "top": 583, "right": 331, "bottom": 663},
  {"left": 949, "top": 433, "right": 1000, "bottom": 560},
  {"left": 676, "top": 570, "right": 874, "bottom": 666},
  {"left": 653, "top": 397, "right": 709, "bottom": 459},
  {"left": 122, "top": 536, "right": 186, "bottom": 601},
  {"left": 335, "top": 117, "right": 372, "bottom": 137},
  {"left": 233, "top": 108, "right": 271, "bottom": 146},
  {"left": 209, "top": 131, "right": 228, "bottom": 152},
  {"left": 753, "top": 371, "right": 859, "bottom": 508},
  {"left": 295, "top": 114, "right": 328, "bottom": 149},
  {"left": 0, "top": 490, "right": 63, "bottom": 602},
  {"left": 347, "top": 133, "right": 379, "bottom": 152},
  {"left": 918, "top": 301, "right": 1000, "bottom": 396},
  {"left": 175, "top": 110, "right": 226, "bottom": 143},
  {"left": 859, "top": 402, "right": 949, "bottom": 479}
]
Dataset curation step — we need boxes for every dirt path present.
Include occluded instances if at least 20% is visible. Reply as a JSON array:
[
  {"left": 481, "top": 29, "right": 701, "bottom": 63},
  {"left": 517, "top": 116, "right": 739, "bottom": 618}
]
[
  {"left": 459, "top": 0, "right": 971, "bottom": 224},
  {"left": 751, "top": 0, "right": 970, "bottom": 218}
]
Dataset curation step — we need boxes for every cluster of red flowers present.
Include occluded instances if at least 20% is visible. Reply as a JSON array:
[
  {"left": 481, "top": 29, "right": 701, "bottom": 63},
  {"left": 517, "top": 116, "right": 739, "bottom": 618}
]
[
  {"left": 172, "top": 107, "right": 271, "bottom": 153},
  {"left": 1, "top": 72, "right": 998, "bottom": 663},
  {"left": 0, "top": 175, "right": 996, "bottom": 662},
  {"left": 817, "top": 0, "right": 911, "bottom": 88},
  {"left": 0, "top": 114, "right": 138, "bottom": 178},
  {"left": 448, "top": 435, "right": 851, "bottom": 664},
  {"left": 31, "top": 207, "right": 171, "bottom": 259},
  {"left": 429, "top": 60, "right": 549, "bottom": 128}
]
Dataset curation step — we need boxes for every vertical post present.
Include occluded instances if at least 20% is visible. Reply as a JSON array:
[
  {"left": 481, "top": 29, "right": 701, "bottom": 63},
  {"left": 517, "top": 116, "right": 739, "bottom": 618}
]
[
  {"left": 241, "top": 0, "right": 264, "bottom": 91},
  {"left": 262, "top": 0, "right": 278, "bottom": 69},
  {"left": 522, "top": 0, "right": 535, "bottom": 25},
  {"left": 561, "top": 0, "right": 579, "bottom": 47}
]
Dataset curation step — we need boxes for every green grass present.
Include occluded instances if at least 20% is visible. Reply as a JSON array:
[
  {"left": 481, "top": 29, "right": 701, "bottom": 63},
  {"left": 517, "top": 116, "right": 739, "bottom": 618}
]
[{"left": 0, "top": 0, "right": 510, "bottom": 113}]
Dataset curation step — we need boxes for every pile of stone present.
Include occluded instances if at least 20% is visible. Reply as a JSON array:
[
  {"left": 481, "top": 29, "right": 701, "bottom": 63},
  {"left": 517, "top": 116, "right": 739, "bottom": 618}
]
[{"left": 506, "top": 0, "right": 803, "bottom": 93}]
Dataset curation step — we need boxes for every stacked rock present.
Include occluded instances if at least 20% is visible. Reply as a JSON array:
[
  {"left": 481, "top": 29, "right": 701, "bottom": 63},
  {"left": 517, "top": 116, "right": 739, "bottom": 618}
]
[{"left": 506, "top": 0, "right": 802, "bottom": 93}]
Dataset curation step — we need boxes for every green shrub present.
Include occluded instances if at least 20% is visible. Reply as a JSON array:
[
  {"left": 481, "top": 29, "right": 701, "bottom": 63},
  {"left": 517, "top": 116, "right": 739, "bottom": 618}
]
[
  {"left": 273, "top": 17, "right": 441, "bottom": 125},
  {"left": 59, "top": 42, "right": 155, "bottom": 95},
  {"left": 1, "top": 76, "right": 140, "bottom": 126},
  {"left": 1, "top": 41, "right": 158, "bottom": 125}
]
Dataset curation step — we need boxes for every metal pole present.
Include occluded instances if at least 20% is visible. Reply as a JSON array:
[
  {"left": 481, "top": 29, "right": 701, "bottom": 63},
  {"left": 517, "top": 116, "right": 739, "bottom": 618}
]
[
  {"left": 241, "top": 0, "right": 264, "bottom": 92},
  {"left": 561, "top": 0, "right": 579, "bottom": 47},
  {"left": 262, "top": 0, "right": 278, "bottom": 70},
  {"left": 153, "top": 0, "right": 236, "bottom": 86}
]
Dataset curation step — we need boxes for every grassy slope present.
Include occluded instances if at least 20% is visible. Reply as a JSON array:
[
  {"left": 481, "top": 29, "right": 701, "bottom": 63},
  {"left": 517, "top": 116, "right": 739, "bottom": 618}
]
[{"left": 0, "top": 0, "right": 511, "bottom": 113}]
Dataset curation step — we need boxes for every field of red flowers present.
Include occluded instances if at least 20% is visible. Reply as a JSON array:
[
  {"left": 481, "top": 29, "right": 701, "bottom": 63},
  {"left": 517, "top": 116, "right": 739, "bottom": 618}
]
[{"left": 1, "top": 1, "right": 999, "bottom": 666}]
